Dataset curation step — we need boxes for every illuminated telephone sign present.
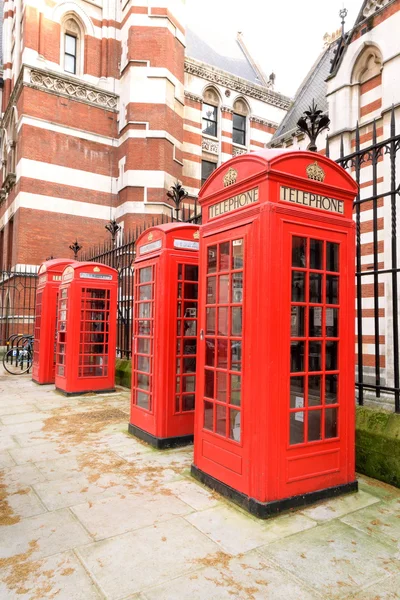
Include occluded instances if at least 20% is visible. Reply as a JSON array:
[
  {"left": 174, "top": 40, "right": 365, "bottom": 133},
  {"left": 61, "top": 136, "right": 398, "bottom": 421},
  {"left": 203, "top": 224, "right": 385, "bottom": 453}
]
[
  {"left": 192, "top": 149, "right": 359, "bottom": 517},
  {"left": 32, "top": 259, "right": 76, "bottom": 385},
  {"left": 129, "top": 223, "right": 200, "bottom": 449},
  {"left": 54, "top": 262, "right": 118, "bottom": 395}
]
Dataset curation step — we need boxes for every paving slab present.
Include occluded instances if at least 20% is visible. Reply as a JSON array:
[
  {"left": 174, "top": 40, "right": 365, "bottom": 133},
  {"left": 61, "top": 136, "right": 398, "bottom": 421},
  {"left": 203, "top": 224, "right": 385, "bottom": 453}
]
[
  {"left": 357, "top": 474, "right": 400, "bottom": 502},
  {"left": 71, "top": 490, "right": 193, "bottom": 540},
  {"left": 9, "top": 441, "right": 87, "bottom": 465},
  {"left": 0, "top": 550, "right": 101, "bottom": 599},
  {"left": 2, "top": 420, "right": 47, "bottom": 435},
  {"left": 141, "top": 549, "right": 320, "bottom": 600},
  {"left": 185, "top": 504, "right": 316, "bottom": 555},
  {"left": 0, "top": 451, "right": 15, "bottom": 468},
  {"left": 300, "top": 489, "right": 380, "bottom": 522},
  {"left": 0, "top": 435, "right": 19, "bottom": 451},
  {"left": 341, "top": 498, "right": 400, "bottom": 548},
  {"left": 0, "top": 509, "right": 91, "bottom": 561},
  {"left": 258, "top": 520, "right": 400, "bottom": 599},
  {"left": 0, "top": 404, "right": 37, "bottom": 417},
  {"left": 76, "top": 516, "right": 221, "bottom": 599},
  {"left": 1, "top": 484, "right": 47, "bottom": 521},
  {"left": 1, "top": 411, "right": 52, "bottom": 425},
  {"left": 1, "top": 463, "right": 47, "bottom": 487},
  {"left": 164, "top": 478, "right": 221, "bottom": 511},
  {"left": 345, "top": 573, "right": 400, "bottom": 599}
]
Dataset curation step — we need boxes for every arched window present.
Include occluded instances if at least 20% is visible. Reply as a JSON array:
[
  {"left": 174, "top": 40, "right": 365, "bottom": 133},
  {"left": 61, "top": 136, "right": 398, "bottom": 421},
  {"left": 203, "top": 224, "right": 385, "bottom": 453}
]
[
  {"left": 233, "top": 98, "right": 249, "bottom": 146},
  {"left": 352, "top": 45, "right": 383, "bottom": 122},
  {"left": 61, "top": 16, "right": 83, "bottom": 76},
  {"left": 202, "top": 88, "right": 220, "bottom": 138}
]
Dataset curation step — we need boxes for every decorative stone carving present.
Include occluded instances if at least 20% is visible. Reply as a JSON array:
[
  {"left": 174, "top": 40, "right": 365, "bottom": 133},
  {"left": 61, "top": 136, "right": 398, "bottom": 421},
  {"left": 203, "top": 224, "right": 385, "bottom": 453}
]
[
  {"left": 185, "top": 59, "right": 291, "bottom": 110},
  {"left": 29, "top": 68, "right": 118, "bottom": 110},
  {"left": 249, "top": 115, "right": 278, "bottom": 129},
  {"left": 363, "top": 0, "right": 391, "bottom": 18},
  {"left": 184, "top": 91, "right": 203, "bottom": 103},
  {"left": 221, "top": 105, "right": 234, "bottom": 114},
  {"left": 202, "top": 137, "right": 219, "bottom": 154},
  {"left": 232, "top": 146, "right": 247, "bottom": 157}
]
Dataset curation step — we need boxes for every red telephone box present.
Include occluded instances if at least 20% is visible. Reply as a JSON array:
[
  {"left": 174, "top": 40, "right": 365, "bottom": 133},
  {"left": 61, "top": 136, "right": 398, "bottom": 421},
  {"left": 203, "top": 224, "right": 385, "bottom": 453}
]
[
  {"left": 55, "top": 262, "right": 118, "bottom": 395},
  {"left": 129, "top": 223, "right": 200, "bottom": 448},
  {"left": 32, "top": 259, "right": 75, "bottom": 384},
  {"left": 192, "top": 149, "right": 359, "bottom": 517}
]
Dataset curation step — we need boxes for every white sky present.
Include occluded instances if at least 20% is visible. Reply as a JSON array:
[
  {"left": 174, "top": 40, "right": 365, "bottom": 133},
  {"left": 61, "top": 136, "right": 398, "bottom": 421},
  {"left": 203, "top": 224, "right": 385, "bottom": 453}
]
[{"left": 186, "top": 0, "right": 363, "bottom": 97}]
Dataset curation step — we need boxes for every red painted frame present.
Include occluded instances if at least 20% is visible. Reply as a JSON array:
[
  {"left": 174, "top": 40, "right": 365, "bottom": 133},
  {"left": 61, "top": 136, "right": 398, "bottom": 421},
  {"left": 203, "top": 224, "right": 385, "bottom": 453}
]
[
  {"left": 32, "top": 258, "right": 75, "bottom": 385},
  {"left": 193, "top": 149, "right": 358, "bottom": 509}
]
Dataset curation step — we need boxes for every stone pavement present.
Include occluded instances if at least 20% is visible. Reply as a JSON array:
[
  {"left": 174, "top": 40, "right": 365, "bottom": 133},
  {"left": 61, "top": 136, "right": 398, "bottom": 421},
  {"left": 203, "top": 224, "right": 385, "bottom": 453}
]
[{"left": 1, "top": 369, "right": 400, "bottom": 600}]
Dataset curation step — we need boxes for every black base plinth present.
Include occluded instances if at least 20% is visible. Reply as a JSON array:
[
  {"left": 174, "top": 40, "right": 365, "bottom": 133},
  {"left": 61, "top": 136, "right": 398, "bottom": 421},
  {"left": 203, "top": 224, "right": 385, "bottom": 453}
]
[
  {"left": 191, "top": 464, "right": 358, "bottom": 519},
  {"left": 55, "top": 387, "right": 116, "bottom": 397},
  {"left": 128, "top": 423, "right": 193, "bottom": 449}
]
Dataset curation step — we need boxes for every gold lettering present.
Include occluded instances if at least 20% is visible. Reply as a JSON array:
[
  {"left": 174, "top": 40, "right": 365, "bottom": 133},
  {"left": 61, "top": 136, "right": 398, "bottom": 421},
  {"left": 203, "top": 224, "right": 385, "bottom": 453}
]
[{"left": 279, "top": 186, "right": 345, "bottom": 215}]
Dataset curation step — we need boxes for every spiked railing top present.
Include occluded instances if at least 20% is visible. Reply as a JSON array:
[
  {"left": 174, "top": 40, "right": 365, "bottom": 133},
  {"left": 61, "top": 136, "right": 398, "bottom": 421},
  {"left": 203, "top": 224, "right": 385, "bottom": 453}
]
[
  {"left": 167, "top": 181, "right": 188, "bottom": 210},
  {"left": 297, "top": 100, "right": 331, "bottom": 152}
]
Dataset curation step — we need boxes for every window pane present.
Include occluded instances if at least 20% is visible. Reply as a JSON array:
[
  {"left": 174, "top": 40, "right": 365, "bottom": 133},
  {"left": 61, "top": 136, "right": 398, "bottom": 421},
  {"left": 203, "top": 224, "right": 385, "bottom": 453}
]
[
  {"left": 309, "top": 307, "right": 322, "bottom": 337},
  {"left": 231, "top": 341, "right": 241, "bottom": 371},
  {"left": 233, "top": 129, "right": 245, "bottom": 146},
  {"left": 202, "top": 120, "right": 217, "bottom": 137},
  {"left": 205, "top": 369, "right": 214, "bottom": 399},
  {"left": 137, "top": 338, "right": 150, "bottom": 354},
  {"left": 184, "top": 339, "right": 196, "bottom": 354},
  {"left": 308, "top": 375, "right": 321, "bottom": 406},
  {"left": 137, "top": 373, "right": 150, "bottom": 391},
  {"left": 137, "top": 356, "right": 150, "bottom": 373},
  {"left": 202, "top": 161, "right": 217, "bottom": 186},
  {"left": 219, "top": 242, "right": 230, "bottom": 271},
  {"left": 204, "top": 401, "right": 213, "bottom": 430},
  {"left": 202, "top": 103, "right": 217, "bottom": 121},
  {"left": 326, "top": 341, "right": 338, "bottom": 370},
  {"left": 183, "top": 357, "right": 196, "bottom": 373},
  {"left": 207, "top": 276, "right": 216, "bottom": 304},
  {"left": 310, "top": 273, "right": 322, "bottom": 303},
  {"left": 139, "top": 303, "right": 151, "bottom": 318},
  {"left": 291, "top": 341, "right": 304, "bottom": 372},
  {"left": 325, "top": 407, "right": 338, "bottom": 438},
  {"left": 205, "top": 339, "right": 215, "bottom": 367},
  {"left": 308, "top": 410, "right": 322, "bottom": 442},
  {"left": 183, "top": 395, "right": 195, "bottom": 411},
  {"left": 292, "top": 237, "right": 306, "bottom": 267},
  {"left": 291, "top": 306, "right": 305, "bottom": 337},
  {"left": 64, "top": 53, "right": 76, "bottom": 74},
  {"left": 216, "top": 404, "right": 226, "bottom": 436},
  {"left": 185, "top": 264, "right": 198, "bottom": 281},
  {"left": 232, "top": 272, "right": 243, "bottom": 303},
  {"left": 184, "top": 283, "right": 198, "bottom": 300},
  {"left": 207, "top": 246, "right": 217, "bottom": 273},
  {"left": 327, "top": 242, "right": 339, "bottom": 272},
  {"left": 325, "top": 374, "right": 338, "bottom": 404},
  {"left": 182, "top": 376, "right": 195, "bottom": 392},
  {"left": 292, "top": 272, "right": 305, "bottom": 302},
  {"left": 136, "top": 391, "right": 150, "bottom": 410},
  {"left": 140, "top": 267, "right": 152, "bottom": 283},
  {"left": 233, "top": 113, "right": 245, "bottom": 131},
  {"left": 184, "top": 320, "right": 197, "bottom": 336},
  {"left": 326, "top": 308, "right": 338, "bottom": 337},
  {"left": 290, "top": 376, "right": 304, "bottom": 408},
  {"left": 229, "top": 409, "right": 241, "bottom": 442},
  {"left": 309, "top": 342, "right": 322, "bottom": 372},
  {"left": 310, "top": 239, "right": 323, "bottom": 270},
  {"left": 232, "top": 239, "right": 244, "bottom": 269},
  {"left": 326, "top": 276, "right": 339, "bottom": 305},
  {"left": 231, "top": 307, "right": 242, "bottom": 336},
  {"left": 219, "top": 275, "right": 229, "bottom": 303},
  {"left": 65, "top": 34, "right": 76, "bottom": 55},
  {"left": 217, "top": 339, "right": 228, "bottom": 368},
  {"left": 218, "top": 307, "right": 228, "bottom": 336},
  {"left": 230, "top": 374, "right": 241, "bottom": 406},
  {"left": 216, "top": 372, "right": 227, "bottom": 402},
  {"left": 206, "top": 308, "right": 215, "bottom": 335},
  {"left": 290, "top": 412, "right": 304, "bottom": 445}
]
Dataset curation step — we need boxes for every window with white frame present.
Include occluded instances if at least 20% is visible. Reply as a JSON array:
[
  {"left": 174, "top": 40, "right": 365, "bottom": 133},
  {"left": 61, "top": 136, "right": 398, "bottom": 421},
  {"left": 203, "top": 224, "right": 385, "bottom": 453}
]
[
  {"left": 202, "top": 88, "right": 220, "bottom": 137},
  {"left": 233, "top": 99, "right": 249, "bottom": 146},
  {"left": 64, "top": 33, "right": 77, "bottom": 74},
  {"left": 62, "top": 17, "right": 82, "bottom": 76}
]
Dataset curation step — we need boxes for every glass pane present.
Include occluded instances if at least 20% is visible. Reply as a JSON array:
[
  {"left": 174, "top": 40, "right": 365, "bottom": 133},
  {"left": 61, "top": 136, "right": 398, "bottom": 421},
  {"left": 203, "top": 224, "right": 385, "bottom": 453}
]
[
  {"left": 326, "top": 308, "right": 339, "bottom": 337},
  {"left": 183, "top": 339, "right": 197, "bottom": 354},
  {"left": 137, "top": 356, "right": 150, "bottom": 373},
  {"left": 309, "top": 307, "right": 322, "bottom": 337},
  {"left": 219, "top": 275, "right": 229, "bottom": 304},
  {"left": 175, "top": 395, "right": 180, "bottom": 412},
  {"left": 178, "top": 264, "right": 183, "bottom": 280},
  {"left": 230, "top": 374, "right": 241, "bottom": 406},
  {"left": 232, "top": 239, "right": 244, "bottom": 269},
  {"left": 185, "top": 264, "right": 198, "bottom": 281},
  {"left": 326, "top": 276, "right": 339, "bottom": 305},
  {"left": 217, "top": 339, "right": 228, "bottom": 368},
  {"left": 205, "top": 369, "right": 214, "bottom": 398},
  {"left": 290, "top": 377, "right": 304, "bottom": 408},
  {"left": 139, "top": 303, "right": 151, "bottom": 318},
  {"left": 176, "top": 377, "right": 180, "bottom": 393},
  {"left": 207, "top": 246, "right": 217, "bottom": 273},
  {"left": 310, "top": 273, "right": 322, "bottom": 303},
  {"left": 205, "top": 339, "right": 215, "bottom": 367},
  {"left": 309, "top": 342, "right": 322, "bottom": 372},
  {"left": 216, "top": 404, "right": 227, "bottom": 436},
  {"left": 204, "top": 401, "right": 213, "bottom": 430},
  {"left": 232, "top": 272, "right": 243, "bottom": 303},
  {"left": 207, "top": 277, "right": 216, "bottom": 304},
  {"left": 206, "top": 308, "right": 216, "bottom": 335},
  {"left": 291, "top": 306, "right": 305, "bottom": 337},
  {"left": 292, "top": 272, "right": 305, "bottom": 302},
  {"left": 139, "top": 267, "right": 152, "bottom": 283},
  {"left": 184, "top": 283, "right": 198, "bottom": 300},
  {"left": 137, "top": 338, "right": 150, "bottom": 354},
  {"left": 183, "top": 357, "right": 196, "bottom": 373},
  {"left": 327, "top": 242, "right": 339, "bottom": 272},
  {"left": 177, "top": 283, "right": 182, "bottom": 299},
  {"left": 233, "top": 129, "right": 245, "bottom": 146},
  {"left": 139, "top": 285, "right": 152, "bottom": 301},
  {"left": 308, "top": 375, "right": 321, "bottom": 406},
  {"left": 231, "top": 341, "right": 241, "bottom": 371},
  {"left": 325, "top": 374, "right": 338, "bottom": 404},
  {"left": 64, "top": 53, "right": 76, "bottom": 73},
  {"left": 325, "top": 407, "right": 338, "bottom": 438},
  {"left": 218, "top": 307, "right": 228, "bottom": 336},
  {"left": 216, "top": 372, "right": 227, "bottom": 402},
  {"left": 229, "top": 409, "right": 241, "bottom": 442},
  {"left": 290, "top": 342, "right": 304, "bottom": 373},
  {"left": 65, "top": 34, "right": 76, "bottom": 54},
  {"left": 176, "top": 359, "right": 181, "bottom": 374},
  {"left": 292, "top": 237, "right": 306, "bottom": 267},
  {"left": 177, "top": 302, "right": 182, "bottom": 318},
  {"left": 310, "top": 239, "right": 323, "bottom": 270},
  {"left": 136, "top": 391, "right": 150, "bottom": 410},
  {"left": 202, "top": 103, "right": 217, "bottom": 121},
  {"left": 137, "top": 373, "right": 150, "bottom": 391},
  {"left": 231, "top": 307, "right": 242, "bottom": 336},
  {"left": 290, "top": 412, "right": 304, "bottom": 445},
  {"left": 308, "top": 410, "right": 322, "bottom": 442},
  {"left": 326, "top": 341, "right": 338, "bottom": 370},
  {"left": 177, "top": 321, "right": 181, "bottom": 336},
  {"left": 202, "top": 120, "right": 217, "bottom": 137},
  {"left": 184, "top": 320, "right": 197, "bottom": 336},
  {"left": 138, "top": 321, "right": 151, "bottom": 335},
  {"left": 184, "top": 302, "right": 197, "bottom": 319},
  {"left": 183, "top": 395, "right": 195, "bottom": 411},
  {"left": 233, "top": 113, "right": 245, "bottom": 131},
  {"left": 183, "top": 376, "right": 195, "bottom": 392},
  {"left": 219, "top": 242, "right": 230, "bottom": 271},
  {"left": 176, "top": 339, "right": 181, "bottom": 354}
]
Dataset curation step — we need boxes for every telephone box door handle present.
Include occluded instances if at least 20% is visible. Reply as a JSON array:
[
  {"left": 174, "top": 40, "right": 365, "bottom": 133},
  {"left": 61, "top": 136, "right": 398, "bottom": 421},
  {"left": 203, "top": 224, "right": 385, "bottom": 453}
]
[{"left": 200, "top": 329, "right": 204, "bottom": 341}]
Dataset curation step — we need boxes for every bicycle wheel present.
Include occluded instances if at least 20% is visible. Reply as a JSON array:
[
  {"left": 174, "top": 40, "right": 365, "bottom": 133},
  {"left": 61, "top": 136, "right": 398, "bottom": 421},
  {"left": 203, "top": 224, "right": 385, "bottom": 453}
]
[{"left": 3, "top": 349, "right": 33, "bottom": 375}]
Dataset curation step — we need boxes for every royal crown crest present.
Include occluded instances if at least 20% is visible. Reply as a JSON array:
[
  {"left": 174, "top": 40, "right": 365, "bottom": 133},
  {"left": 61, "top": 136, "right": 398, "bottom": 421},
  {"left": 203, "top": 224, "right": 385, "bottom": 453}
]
[
  {"left": 148, "top": 232, "right": 154, "bottom": 241},
  {"left": 193, "top": 230, "right": 200, "bottom": 240},
  {"left": 223, "top": 168, "right": 238, "bottom": 187},
  {"left": 93, "top": 266, "right": 100, "bottom": 272},
  {"left": 306, "top": 161, "right": 325, "bottom": 182}
]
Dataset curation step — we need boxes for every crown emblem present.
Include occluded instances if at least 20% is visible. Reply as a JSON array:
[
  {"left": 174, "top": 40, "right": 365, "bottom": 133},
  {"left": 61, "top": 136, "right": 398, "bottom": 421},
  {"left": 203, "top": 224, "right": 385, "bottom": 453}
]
[
  {"left": 93, "top": 266, "right": 100, "bottom": 272},
  {"left": 223, "top": 167, "right": 238, "bottom": 187},
  {"left": 148, "top": 232, "right": 154, "bottom": 241},
  {"left": 306, "top": 161, "right": 325, "bottom": 182},
  {"left": 193, "top": 231, "right": 200, "bottom": 240}
]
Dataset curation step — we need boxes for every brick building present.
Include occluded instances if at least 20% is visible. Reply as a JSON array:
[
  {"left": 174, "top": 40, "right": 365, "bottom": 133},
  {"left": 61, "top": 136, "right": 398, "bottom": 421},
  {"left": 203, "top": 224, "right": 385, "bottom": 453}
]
[{"left": 0, "top": 0, "right": 290, "bottom": 269}]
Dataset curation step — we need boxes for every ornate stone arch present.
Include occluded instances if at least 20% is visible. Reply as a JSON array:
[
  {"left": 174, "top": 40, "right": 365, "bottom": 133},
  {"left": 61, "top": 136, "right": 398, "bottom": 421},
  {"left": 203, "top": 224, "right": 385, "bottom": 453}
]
[
  {"left": 202, "top": 86, "right": 222, "bottom": 107},
  {"left": 351, "top": 43, "right": 383, "bottom": 84},
  {"left": 232, "top": 96, "right": 250, "bottom": 116},
  {"left": 350, "top": 43, "right": 383, "bottom": 122},
  {"left": 52, "top": 2, "right": 95, "bottom": 37}
]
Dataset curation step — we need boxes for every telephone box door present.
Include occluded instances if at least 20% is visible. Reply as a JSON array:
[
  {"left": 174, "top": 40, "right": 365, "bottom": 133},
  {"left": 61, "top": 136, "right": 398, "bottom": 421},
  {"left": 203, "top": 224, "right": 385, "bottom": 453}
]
[
  {"left": 196, "top": 225, "right": 251, "bottom": 494},
  {"left": 279, "top": 221, "right": 354, "bottom": 497}
]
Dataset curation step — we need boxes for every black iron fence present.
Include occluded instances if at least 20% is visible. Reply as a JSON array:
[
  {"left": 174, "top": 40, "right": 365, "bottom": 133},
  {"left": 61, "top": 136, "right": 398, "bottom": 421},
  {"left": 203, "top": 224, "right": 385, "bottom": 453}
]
[{"left": 0, "top": 267, "right": 38, "bottom": 347}]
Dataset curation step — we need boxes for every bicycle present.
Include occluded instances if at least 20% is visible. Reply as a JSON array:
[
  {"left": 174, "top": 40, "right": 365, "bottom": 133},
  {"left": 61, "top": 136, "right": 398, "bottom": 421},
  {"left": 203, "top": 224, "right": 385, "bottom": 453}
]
[{"left": 3, "top": 335, "right": 34, "bottom": 375}]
